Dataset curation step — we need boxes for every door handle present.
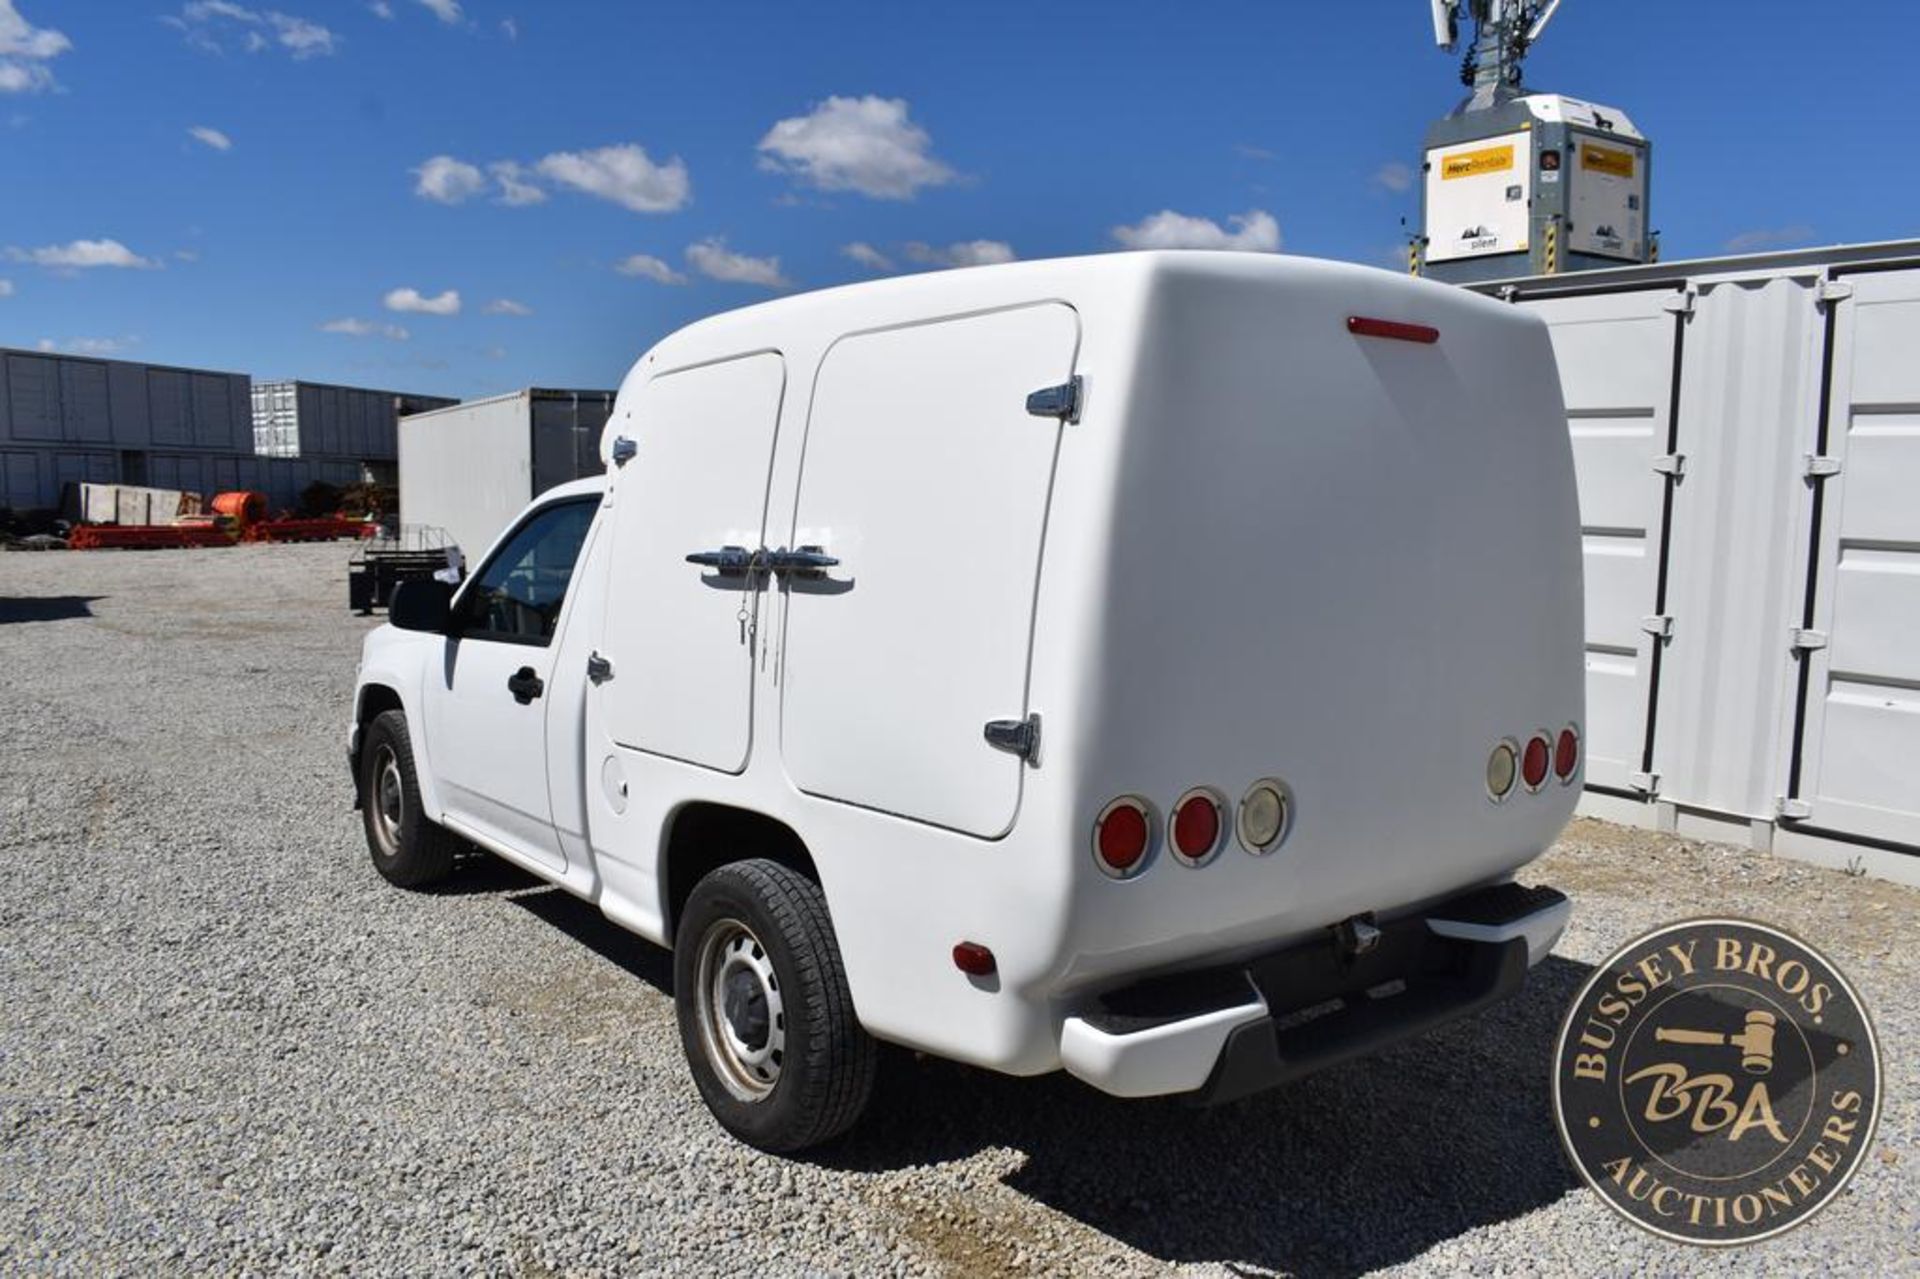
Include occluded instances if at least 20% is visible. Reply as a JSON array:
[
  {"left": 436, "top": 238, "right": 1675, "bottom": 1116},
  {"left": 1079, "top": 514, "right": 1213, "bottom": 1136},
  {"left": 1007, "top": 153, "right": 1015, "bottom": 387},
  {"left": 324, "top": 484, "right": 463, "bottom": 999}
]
[
  {"left": 685, "top": 545, "right": 760, "bottom": 576},
  {"left": 765, "top": 545, "right": 839, "bottom": 578},
  {"left": 507, "top": 666, "right": 544, "bottom": 704}
]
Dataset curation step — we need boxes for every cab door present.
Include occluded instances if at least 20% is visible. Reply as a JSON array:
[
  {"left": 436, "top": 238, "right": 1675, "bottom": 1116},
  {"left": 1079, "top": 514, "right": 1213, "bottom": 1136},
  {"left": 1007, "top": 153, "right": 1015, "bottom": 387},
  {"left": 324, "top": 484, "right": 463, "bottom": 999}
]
[{"left": 426, "top": 496, "right": 598, "bottom": 869}]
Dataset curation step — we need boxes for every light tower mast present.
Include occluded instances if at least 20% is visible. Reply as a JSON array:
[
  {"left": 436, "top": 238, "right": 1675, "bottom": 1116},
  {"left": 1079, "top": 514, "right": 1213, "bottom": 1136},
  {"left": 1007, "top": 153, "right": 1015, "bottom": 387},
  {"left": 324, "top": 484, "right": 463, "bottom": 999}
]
[{"left": 1413, "top": 0, "right": 1652, "bottom": 283}]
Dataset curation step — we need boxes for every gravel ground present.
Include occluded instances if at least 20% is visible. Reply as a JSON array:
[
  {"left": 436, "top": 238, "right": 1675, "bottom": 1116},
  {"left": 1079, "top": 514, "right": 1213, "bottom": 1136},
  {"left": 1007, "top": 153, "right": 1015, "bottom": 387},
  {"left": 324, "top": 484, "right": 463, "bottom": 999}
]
[{"left": 1, "top": 543, "right": 1914, "bottom": 1276}]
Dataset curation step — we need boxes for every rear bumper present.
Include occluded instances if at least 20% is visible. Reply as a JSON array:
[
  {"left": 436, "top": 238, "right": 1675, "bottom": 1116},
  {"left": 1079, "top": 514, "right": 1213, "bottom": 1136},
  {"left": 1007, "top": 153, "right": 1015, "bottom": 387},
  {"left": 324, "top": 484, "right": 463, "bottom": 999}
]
[{"left": 1058, "top": 881, "right": 1569, "bottom": 1101}]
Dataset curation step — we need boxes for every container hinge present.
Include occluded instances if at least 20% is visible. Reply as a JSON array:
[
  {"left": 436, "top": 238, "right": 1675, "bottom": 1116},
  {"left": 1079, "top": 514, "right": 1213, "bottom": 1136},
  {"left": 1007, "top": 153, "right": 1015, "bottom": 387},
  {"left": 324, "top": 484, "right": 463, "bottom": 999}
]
[
  {"left": 1660, "top": 291, "right": 1696, "bottom": 315},
  {"left": 1789, "top": 628, "right": 1828, "bottom": 652},
  {"left": 1640, "top": 614, "right": 1673, "bottom": 640},
  {"left": 983, "top": 713, "right": 1041, "bottom": 764},
  {"left": 1651, "top": 453, "right": 1687, "bottom": 478},
  {"left": 610, "top": 435, "right": 637, "bottom": 467},
  {"left": 586, "top": 651, "right": 614, "bottom": 684},
  {"left": 1776, "top": 796, "right": 1813, "bottom": 821},
  {"left": 1817, "top": 279, "right": 1855, "bottom": 306},
  {"left": 1803, "top": 454, "right": 1842, "bottom": 479},
  {"left": 1628, "top": 770, "right": 1660, "bottom": 795},
  {"left": 1025, "top": 376, "right": 1083, "bottom": 424}
]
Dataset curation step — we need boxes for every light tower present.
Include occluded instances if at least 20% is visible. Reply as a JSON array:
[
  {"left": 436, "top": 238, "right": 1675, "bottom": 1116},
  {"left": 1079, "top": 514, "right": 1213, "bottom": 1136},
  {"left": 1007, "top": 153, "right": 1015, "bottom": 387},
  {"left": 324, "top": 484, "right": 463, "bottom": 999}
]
[{"left": 1413, "top": 0, "right": 1652, "bottom": 283}]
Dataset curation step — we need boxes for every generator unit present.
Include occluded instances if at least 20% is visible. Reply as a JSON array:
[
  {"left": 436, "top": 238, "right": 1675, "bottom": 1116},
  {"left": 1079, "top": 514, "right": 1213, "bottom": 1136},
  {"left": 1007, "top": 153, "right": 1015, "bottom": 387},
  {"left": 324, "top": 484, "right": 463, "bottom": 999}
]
[{"left": 1414, "top": 1, "right": 1652, "bottom": 283}]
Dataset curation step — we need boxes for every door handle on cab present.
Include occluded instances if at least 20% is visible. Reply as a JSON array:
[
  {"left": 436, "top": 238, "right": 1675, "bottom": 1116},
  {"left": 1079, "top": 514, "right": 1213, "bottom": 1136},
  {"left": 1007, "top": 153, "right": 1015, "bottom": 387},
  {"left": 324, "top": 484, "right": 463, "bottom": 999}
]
[{"left": 507, "top": 666, "right": 544, "bottom": 704}]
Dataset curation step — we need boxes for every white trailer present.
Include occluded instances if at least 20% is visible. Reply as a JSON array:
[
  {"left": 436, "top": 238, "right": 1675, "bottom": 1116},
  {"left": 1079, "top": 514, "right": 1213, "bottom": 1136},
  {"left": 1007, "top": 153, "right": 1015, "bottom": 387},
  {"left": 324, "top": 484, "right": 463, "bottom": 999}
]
[{"left": 397, "top": 388, "right": 612, "bottom": 557}]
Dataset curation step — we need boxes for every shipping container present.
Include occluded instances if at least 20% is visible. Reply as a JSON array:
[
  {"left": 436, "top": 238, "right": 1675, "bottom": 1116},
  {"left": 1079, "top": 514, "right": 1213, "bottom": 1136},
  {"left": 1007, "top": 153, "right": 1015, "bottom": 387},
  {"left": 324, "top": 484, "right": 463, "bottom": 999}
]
[
  {"left": 398, "top": 388, "right": 612, "bottom": 558},
  {"left": 0, "top": 348, "right": 252, "bottom": 514},
  {"left": 1474, "top": 238, "right": 1920, "bottom": 884},
  {"left": 0, "top": 347, "right": 250, "bottom": 454},
  {"left": 251, "top": 380, "right": 456, "bottom": 460}
]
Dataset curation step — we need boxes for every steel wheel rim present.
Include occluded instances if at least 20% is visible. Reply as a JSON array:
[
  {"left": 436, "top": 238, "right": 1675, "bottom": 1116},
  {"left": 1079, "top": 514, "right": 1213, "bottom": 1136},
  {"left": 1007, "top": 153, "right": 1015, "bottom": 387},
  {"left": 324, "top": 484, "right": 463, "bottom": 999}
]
[
  {"left": 694, "top": 917, "right": 785, "bottom": 1102},
  {"left": 371, "top": 745, "right": 404, "bottom": 857}
]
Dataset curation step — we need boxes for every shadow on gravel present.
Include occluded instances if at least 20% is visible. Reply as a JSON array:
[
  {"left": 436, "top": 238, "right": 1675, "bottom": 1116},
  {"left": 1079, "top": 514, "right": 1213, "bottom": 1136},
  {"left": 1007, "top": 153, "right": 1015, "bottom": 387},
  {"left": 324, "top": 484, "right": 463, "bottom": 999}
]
[
  {"left": 0, "top": 594, "right": 104, "bottom": 624},
  {"left": 508, "top": 884, "right": 676, "bottom": 994},
  {"left": 824, "top": 954, "right": 1595, "bottom": 1278},
  {"left": 428, "top": 853, "right": 546, "bottom": 896}
]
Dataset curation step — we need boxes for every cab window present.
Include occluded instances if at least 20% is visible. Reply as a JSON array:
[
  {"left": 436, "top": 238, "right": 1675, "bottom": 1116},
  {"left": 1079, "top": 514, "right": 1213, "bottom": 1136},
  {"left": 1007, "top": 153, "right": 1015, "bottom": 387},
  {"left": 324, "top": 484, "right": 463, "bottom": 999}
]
[{"left": 453, "top": 499, "right": 596, "bottom": 645}]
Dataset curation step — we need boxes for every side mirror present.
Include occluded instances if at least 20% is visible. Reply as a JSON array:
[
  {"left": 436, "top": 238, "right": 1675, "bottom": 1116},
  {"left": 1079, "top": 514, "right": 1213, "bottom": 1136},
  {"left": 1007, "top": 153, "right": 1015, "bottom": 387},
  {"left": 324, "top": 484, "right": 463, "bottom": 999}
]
[{"left": 389, "top": 579, "right": 456, "bottom": 633}]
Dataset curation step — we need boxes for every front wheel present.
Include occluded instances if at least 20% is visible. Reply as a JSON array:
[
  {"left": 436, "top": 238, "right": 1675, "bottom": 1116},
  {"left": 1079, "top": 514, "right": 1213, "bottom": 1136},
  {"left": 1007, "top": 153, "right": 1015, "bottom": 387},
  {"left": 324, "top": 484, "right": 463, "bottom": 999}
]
[
  {"left": 358, "top": 709, "right": 459, "bottom": 888},
  {"left": 674, "top": 859, "right": 876, "bottom": 1152}
]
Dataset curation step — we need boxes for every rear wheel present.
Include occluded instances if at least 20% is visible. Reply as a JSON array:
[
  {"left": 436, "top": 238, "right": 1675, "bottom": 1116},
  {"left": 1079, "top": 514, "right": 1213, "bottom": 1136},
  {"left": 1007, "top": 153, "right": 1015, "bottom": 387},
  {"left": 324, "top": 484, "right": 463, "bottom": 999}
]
[
  {"left": 359, "top": 709, "right": 459, "bottom": 888},
  {"left": 675, "top": 859, "right": 875, "bottom": 1152}
]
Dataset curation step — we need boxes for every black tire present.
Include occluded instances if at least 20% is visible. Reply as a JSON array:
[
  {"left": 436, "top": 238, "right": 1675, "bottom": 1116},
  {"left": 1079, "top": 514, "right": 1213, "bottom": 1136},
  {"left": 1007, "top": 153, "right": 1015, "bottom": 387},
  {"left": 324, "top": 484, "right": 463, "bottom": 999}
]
[
  {"left": 358, "top": 709, "right": 460, "bottom": 888},
  {"left": 674, "top": 859, "right": 876, "bottom": 1153}
]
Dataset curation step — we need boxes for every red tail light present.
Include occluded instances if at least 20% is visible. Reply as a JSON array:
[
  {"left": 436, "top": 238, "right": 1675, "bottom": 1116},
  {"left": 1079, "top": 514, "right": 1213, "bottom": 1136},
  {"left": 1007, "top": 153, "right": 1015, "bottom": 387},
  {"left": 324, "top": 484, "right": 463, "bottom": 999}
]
[
  {"left": 1093, "top": 798, "right": 1152, "bottom": 878},
  {"left": 952, "top": 941, "right": 996, "bottom": 976},
  {"left": 1347, "top": 315, "right": 1440, "bottom": 344},
  {"left": 1555, "top": 726, "right": 1580, "bottom": 782},
  {"left": 1170, "top": 789, "right": 1224, "bottom": 865},
  {"left": 1522, "top": 734, "right": 1552, "bottom": 791}
]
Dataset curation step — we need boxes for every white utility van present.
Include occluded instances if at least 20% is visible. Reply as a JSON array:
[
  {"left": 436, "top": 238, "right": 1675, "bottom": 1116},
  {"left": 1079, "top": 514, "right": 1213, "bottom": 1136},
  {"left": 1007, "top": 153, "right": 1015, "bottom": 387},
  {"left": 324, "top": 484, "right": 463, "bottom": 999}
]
[{"left": 351, "top": 251, "right": 1584, "bottom": 1152}]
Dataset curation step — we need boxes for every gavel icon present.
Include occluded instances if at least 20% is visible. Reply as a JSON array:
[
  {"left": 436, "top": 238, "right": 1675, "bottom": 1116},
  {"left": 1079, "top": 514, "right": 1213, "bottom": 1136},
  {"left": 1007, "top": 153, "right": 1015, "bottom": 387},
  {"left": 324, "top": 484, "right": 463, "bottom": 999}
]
[{"left": 1654, "top": 1010, "right": 1778, "bottom": 1075}]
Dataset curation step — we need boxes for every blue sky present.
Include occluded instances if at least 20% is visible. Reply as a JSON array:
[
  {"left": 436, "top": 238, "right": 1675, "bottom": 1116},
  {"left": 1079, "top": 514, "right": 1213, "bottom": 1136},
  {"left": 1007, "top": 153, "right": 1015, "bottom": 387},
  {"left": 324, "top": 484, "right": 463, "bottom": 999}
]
[{"left": 2, "top": 1, "right": 1916, "bottom": 399}]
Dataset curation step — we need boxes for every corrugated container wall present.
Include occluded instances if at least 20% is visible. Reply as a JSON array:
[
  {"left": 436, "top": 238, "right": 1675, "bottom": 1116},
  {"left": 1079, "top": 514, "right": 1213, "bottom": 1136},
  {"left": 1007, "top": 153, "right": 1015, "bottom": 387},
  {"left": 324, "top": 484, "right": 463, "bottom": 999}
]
[
  {"left": 2, "top": 348, "right": 250, "bottom": 452},
  {"left": 251, "top": 380, "right": 456, "bottom": 461},
  {"left": 1, "top": 347, "right": 251, "bottom": 514},
  {"left": 1477, "top": 240, "right": 1920, "bottom": 885}
]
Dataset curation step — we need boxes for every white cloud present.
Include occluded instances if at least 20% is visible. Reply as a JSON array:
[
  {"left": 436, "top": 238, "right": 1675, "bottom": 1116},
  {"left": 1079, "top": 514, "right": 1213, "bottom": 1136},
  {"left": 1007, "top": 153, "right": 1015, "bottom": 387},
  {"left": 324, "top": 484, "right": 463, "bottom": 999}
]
[
  {"left": 320, "top": 316, "right": 410, "bottom": 340},
  {"left": 758, "top": 95, "right": 955, "bottom": 200},
  {"left": 7, "top": 238, "right": 159, "bottom": 269},
  {"left": 482, "top": 297, "right": 531, "bottom": 315},
  {"left": 500, "top": 16, "right": 517, "bottom": 39},
  {"left": 1235, "top": 143, "right": 1276, "bottom": 161},
  {"left": 188, "top": 124, "right": 232, "bottom": 151},
  {"left": 413, "top": 145, "right": 687, "bottom": 211},
  {"left": 1725, "top": 225, "right": 1816, "bottom": 255},
  {"left": 841, "top": 242, "right": 893, "bottom": 272},
  {"left": 615, "top": 253, "right": 687, "bottom": 285},
  {"left": 489, "top": 160, "right": 545, "bottom": 206},
  {"left": 269, "top": 13, "right": 335, "bottom": 56},
  {"left": 903, "top": 239, "right": 1016, "bottom": 268},
  {"left": 1111, "top": 209, "right": 1282, "bottom": 253},
  {"left": 37, "top": 335, "right": 139, "bottom": 355},
  {"left": 412, "top": 154, "right": 484, "bottom": 203},
  {"left": 0, "top": 277, "right": 12, "bottom": 296},
  {"left": 685, "top": 238, "right": 788, "bottom": 288},
  {"left": 1371, "top": 161, "right": 1414, "bottom": 194},
  {"left": 384, "top": 286, "right": 460, "bottom": 315},
  {"left": 170, "top": 3, "right": 339, "bottom": 59},
  {"left": 368, "top": 1, "right": 393, "bottom": 18},
  {"left": 416, "top": 0, "right": 461, "bottom": 23},
  {"left": 174, "top": 248, "right": 200, "bottom": 262},
  {"left": 0, "top": 1, "right": 70, "bottom": 93},
  {"left": 536, "top": 143, "right": 689, "bottom": 213}
]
